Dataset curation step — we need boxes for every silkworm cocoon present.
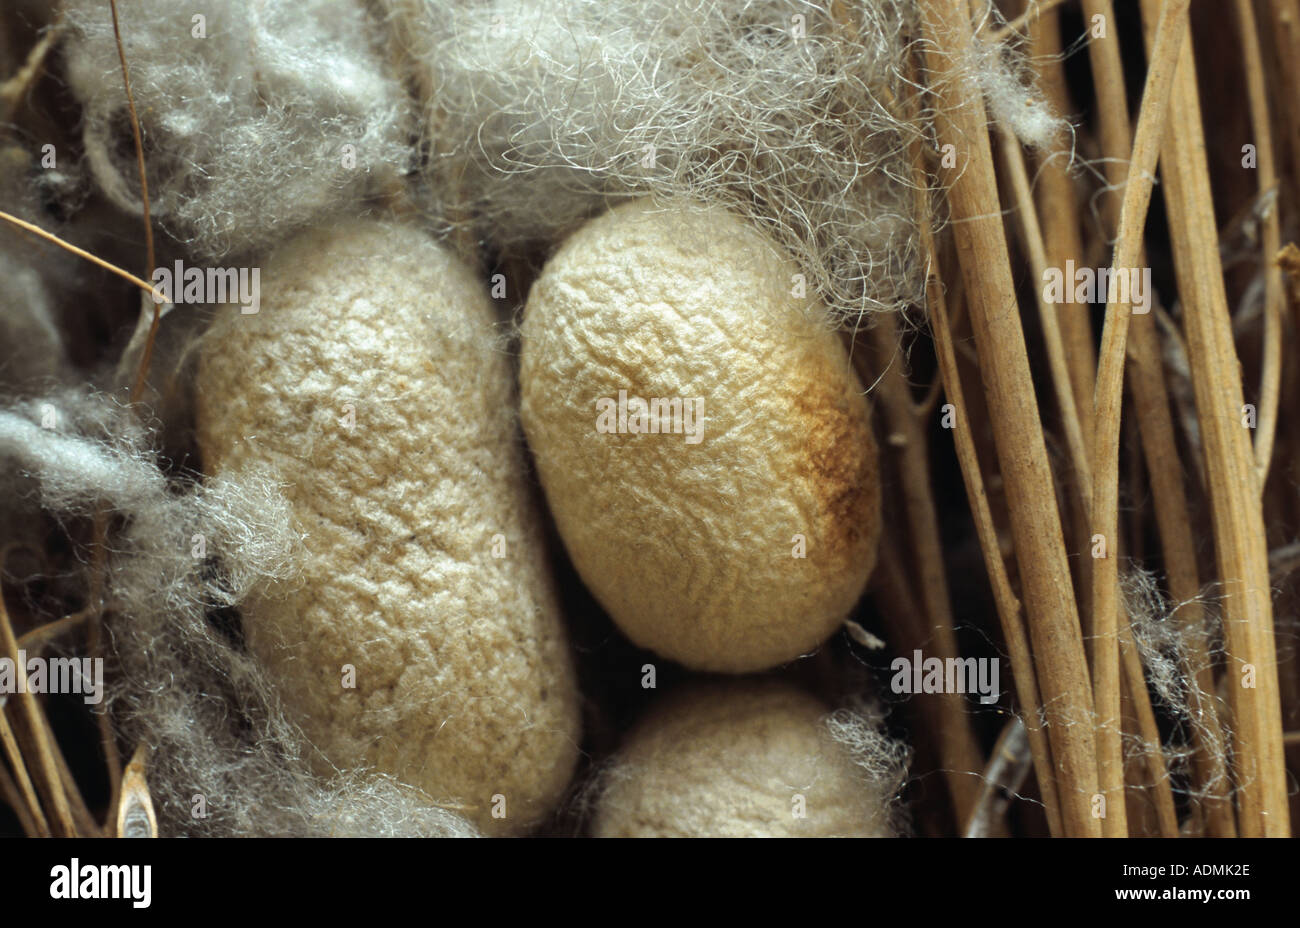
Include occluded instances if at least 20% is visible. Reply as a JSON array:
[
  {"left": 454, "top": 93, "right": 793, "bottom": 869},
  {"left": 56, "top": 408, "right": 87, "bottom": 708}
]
[
  {"left": 592, "top": 680, "right": 894, "bottom": 837},
  {"left": 519, "top": 199, "right": 880, "bottom": 673},
  {"left": 195, "top": 220, "right": 580, "bottom": 835}
]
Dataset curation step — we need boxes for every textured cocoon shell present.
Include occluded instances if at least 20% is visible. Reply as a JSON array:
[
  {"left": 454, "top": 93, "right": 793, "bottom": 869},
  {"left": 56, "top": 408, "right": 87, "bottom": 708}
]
[
  {"left": 195, "top": 221, "right": 580, "bottom": 835},
  {"left": 520, "top": 199, "right": 880, "bottom": 673},
  {"left": 593, "top": 680, "right": 893, "bottom": 837}
]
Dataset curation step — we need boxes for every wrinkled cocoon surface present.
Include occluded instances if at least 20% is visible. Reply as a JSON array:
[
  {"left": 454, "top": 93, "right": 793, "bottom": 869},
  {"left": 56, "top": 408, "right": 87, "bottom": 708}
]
[
  {"left": 195, "top": 221, "right": 580, "bottom": 835},
  {"left": 520, "top": 199, "right": 880, "bottom": 673},
  {"left": 593, "top": 680, "right": 893, "bottom": 837}
]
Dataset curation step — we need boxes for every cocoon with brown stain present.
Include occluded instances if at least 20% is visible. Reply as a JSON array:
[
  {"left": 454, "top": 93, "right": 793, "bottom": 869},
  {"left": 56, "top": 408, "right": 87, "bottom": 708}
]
[
  {"left": 520, "top": 198, "right": 880, "bottom": 673},
  {"left": 593, "top": 680, "right": 894, "bottom": 837},
  {"left": 195, "top": 220, "right": 580, "bottom": 835}
]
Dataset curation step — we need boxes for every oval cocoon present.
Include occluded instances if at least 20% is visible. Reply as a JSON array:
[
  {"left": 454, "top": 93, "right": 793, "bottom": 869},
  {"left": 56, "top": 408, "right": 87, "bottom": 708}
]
[
  {"left": 520, "top": 199, "right": 880, "bottom": 673},
  {"left": 592, "top": 680, "right": 894, "bottom": 837},
  {"left": 195, "top": 220, "right": 580, "bottom": 835}
]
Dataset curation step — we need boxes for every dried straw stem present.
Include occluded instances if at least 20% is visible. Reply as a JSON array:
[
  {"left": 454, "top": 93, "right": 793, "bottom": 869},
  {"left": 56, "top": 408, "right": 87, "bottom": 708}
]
[
  {"left": 963, "top": 718, "right": 1033, "bottom": 837},
  {"left": 108, "top": 0, "right": 162, "bottom": 406},
  {"left": 0, "top": 10, "right": 63, "bottom": 119},
  {"left": 1082, "top": 0, "right": 1234, "bottom": 837},
  {"left": 996, "top": 127, "right": 1093, "bottom": 511},
  {"left": 1089, "top": 0, "right": 1189, "bottom": 839},
  {"left": 987, "top": 0, "right": 1073, "bottom": 44},
  {"left": 0, "top": 209, "right": 160, "bottom": 299},
  {"left": 1025, "top": 7, "right": 1099, "bottom": 634},
  {"left": 924, "top": 240, "right": 1065, "bottom": 836},
  {"left": 1117, "top": 614, "right": 1178, "bottom": 836},
  {"left": 0, "top": 708, "right": 48, "bottom": 837},
  {"left": 1029, "top": 7, "right": 1098, "bottom": 454},
  {"left": 1139, "top": 0, "right": 1289, "bottom": 837},
  {"left": 919, "top": 0, "right": 1097, "bottom": 836},
  {"left": 0, "top": 596, "right": 76, "bottom": 836},
  {"left": 0, "top": 757, "right": 42, "bottom": 837},
  {"left": 900, "top": 34, "right": 1062, "bottom": 837},
  {"left": 1232, "top": 0, "right": 1283, "bottom": 484},
  {"left": 1264, "top": 0, "right": 1300, "bottom": 212},
  {"left": 907, "top": 148, "right": 1065, "bottom": 835},
  {"left": 865, "top": 315, "right": 987, "bottom": 829}
]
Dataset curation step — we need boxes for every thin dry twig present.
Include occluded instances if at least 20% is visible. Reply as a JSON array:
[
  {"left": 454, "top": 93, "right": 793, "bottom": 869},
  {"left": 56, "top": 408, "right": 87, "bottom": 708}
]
[
  {"left": 1139, "top": 0, "right": 1290, "bottom": 836},
  {"left": 100, "top": 0, "right": 160, "bottom": 810},
  {"left": 864, "top": 316, "right": 987, "bottom": 829},
  {"left": 0, "top": 706, "right": 49, "bottom": 837},
  {"left": 108, "top": 0, "right": 162, "bottom": 406},
  {"left": 17, "top": 607, "right": 98, "bottom": 654},
  {"left": 920, "top": 0, "right": 1099, "bottom": 837},
  {"left": 1232, "top": 0, "right": 1284, "bottom": 485},
  {"left": 986, "top": 0, "right": 1074, "bottom": 44},
  {"left": 0, "top": 209, "right": 162, "bottom": 300},
  {"left": 1082, "top": 0, "right": 1233, "bottom": 836},
  {"left": 899, "top": 36, "right": 1062, "bottom": 837},
  {"left": 0, "top": 757, "right": 42, "bottom": 837},
  {"left": 0, "top": 11, "right": 64, "bottom": 118},
  {"left": 964, "top": 717, "right": 1034, "bottom": 838},
  {"left": 997, "top": 127, "right": 1094, "bottom": 511},
  {"left": 1029, "top": 5, "right": 1098, "bottom": 456},
  {"left": 1089, "top": 0, "right": 1189, "bottom": 839},
  {"left": 1025, "top": 5, "right": 1099, "bottom": 632},
  {"left": 0, "top": 594, "right": 75, "bottom": 836},
  {"left": 1264, "top": 0, "right": 1300, "bottom": 221}
]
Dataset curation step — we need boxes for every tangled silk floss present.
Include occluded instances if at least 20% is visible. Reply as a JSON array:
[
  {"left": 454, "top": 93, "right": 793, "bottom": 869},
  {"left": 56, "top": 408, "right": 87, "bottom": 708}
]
[
  {"left": 195, "top": 220, "right": 581, "bottom": 835},
  {"left": 62, "top": 0, "right": 412, "bottom": 261}
]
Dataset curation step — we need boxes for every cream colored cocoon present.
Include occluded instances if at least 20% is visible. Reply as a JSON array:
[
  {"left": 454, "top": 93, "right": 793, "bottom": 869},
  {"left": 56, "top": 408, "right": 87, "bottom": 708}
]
[
  {"left": 593, "top": 680, "right": 893, "bottom": 837},
  {"left": 195, "top": 220, "right": 580, "bottom": 835},
  {"left": 520, "top": 199, "right": 880, "bottom": 673}
]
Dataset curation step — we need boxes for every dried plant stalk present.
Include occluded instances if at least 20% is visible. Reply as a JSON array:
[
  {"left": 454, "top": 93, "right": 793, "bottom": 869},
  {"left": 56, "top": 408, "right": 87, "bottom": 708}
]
[
  {"left": 0, "top": 209, "right": 160, "bottom": 299},
  {"left": 1090, "top": 0, "right": 1189, "bottom": 839},
  {"left": 997, "top": 127, "right": 1093, "bottom": 511},
  {"left": 1232, "top": 0, "right": 1283, "bottom": 483},
  {"left": 1117, "top": 614, "right": 1178, "bottom": 837},
  {"left": 1029, "top": 6, "right": 1098, "bottom": 454},
  {"left": 1025, "top": 5, "right": 1098, "bottom": 632},
  {"left": 0, "top": 597, "right": 75, "bottom": 836},
  {"left": 0, "top": 759, "right": 42, "bottom": 837},
  {"left": 1264, "top": 0, "right": 1300, "bottom": 207},
  {"left": 865, "top": 314, "right": 986, "bottom": 828},
  {"left": 1082, "top": 0, "right": 1234, "bottom": 837},
  {"left": 1139, "top": 0, "right": 1290, "bottom": 837},
  {"left": 964, "top": 718, "right": 1034, "bottom": 837},
  {"left": 0, "top": 709, "right": 48, "bottom": 837},
  {"left": 895, "top": 43, "right": 1063, "bottom": 834},
  {"left": 924, "top": 247, "right": 1064, "bottom": 836},
  {"left": 919, "top": 0, "right": 1098, "bottom": 837}
]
